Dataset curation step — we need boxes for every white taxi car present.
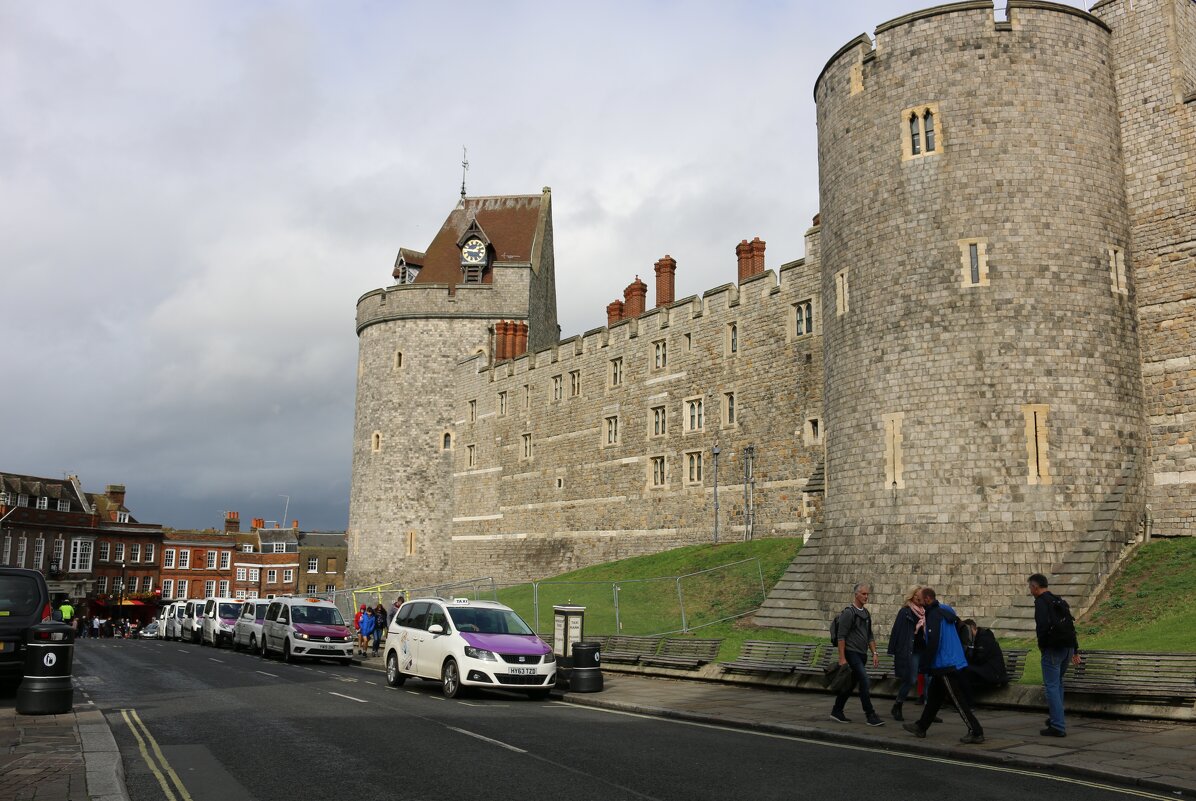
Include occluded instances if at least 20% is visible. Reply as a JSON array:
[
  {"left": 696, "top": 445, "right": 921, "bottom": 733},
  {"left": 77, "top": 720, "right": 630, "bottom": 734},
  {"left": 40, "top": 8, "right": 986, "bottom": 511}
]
[
  {"left": 384, "top": 597, "right": 555, "bottom": 699},
  {"left": 261, "top": 596, "right": 354, "bottom": 664}
]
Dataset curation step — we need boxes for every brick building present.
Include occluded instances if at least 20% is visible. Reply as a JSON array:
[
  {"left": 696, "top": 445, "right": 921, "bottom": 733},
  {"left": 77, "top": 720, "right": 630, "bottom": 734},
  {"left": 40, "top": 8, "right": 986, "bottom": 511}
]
[
  {"left": 296, "top": 532, "right": 347, "bottom": 596},
  {"left": 159, "top": 530, "right": 235, "bottom": 603}
]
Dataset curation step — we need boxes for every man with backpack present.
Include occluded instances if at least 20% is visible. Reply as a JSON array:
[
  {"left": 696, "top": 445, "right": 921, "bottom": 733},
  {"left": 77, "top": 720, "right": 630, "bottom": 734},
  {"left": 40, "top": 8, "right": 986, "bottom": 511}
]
[
  {"left": 829, "top": 583, "right": 885, "bottom": 727},
  {"left": 1029, "top": 573, "right": 1081, "bottom": 737}
]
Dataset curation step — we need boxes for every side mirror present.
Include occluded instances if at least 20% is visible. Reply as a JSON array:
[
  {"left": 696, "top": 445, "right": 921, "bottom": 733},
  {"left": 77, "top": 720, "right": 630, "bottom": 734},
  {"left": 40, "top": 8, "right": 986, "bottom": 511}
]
[{"left": 428, "top": 624, "right": 444, "bottom": 635}]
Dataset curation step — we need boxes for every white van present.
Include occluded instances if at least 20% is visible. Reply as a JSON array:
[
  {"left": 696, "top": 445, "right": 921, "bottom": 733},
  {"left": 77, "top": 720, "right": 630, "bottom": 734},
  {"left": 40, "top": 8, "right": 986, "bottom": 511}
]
[
  {"left": 233, "top": 599, "right": 271, "bottom": 654},
  {"left": 180, "top": 599, "right": 203, "bottom": 644},
  {"left": 201, "top": 597, "right": 244, "bottom": 648},
  {"left": 261, "top": 597, "right": 354, "bottom": 664},
  {"left": 164, "top": 601, "right": 185, "bottom": 641}
]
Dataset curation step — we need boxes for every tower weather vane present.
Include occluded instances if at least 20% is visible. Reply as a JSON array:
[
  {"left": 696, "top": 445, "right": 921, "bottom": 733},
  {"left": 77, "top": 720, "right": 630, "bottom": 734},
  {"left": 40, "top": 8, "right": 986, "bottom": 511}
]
[{"left": 460, "top": 146, "right": 469, "bottom": 199}]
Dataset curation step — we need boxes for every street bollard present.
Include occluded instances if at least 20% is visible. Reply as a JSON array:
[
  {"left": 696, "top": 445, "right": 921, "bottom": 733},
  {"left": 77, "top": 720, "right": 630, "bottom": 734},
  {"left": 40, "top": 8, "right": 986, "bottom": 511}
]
[{"left": 16, "top": 621, "right": 74, "bottom": 715}]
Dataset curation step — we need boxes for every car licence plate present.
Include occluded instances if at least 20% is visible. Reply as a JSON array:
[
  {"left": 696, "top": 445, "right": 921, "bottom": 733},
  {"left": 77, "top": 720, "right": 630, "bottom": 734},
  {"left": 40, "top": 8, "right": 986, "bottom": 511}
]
[{"left": 509, "top": 667, "right": 536, "bottom": 675}]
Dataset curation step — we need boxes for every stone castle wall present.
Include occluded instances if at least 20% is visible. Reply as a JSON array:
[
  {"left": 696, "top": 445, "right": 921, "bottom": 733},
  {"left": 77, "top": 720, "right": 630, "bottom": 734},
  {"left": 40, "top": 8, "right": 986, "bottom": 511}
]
[{"left": 809, "top": 1, "right": 1148, "bottom": 629}]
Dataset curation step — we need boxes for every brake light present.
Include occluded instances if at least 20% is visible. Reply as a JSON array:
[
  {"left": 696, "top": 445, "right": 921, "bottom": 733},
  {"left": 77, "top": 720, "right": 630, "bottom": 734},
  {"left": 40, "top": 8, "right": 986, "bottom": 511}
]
[{"left": 42, "top": 603, "right": 52, "bottom": 622}]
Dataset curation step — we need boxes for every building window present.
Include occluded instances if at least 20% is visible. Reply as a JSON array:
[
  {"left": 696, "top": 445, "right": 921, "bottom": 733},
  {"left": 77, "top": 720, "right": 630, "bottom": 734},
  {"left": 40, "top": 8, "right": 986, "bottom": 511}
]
[
  {"left": 129, "top": 544, "right": 140, "bottom": 562},
  {"left": 56, "top": 499, "right": 70, "bottom": 512},
  {"left": 97, "top": 576, "right": 108, "bottom": 594},
  {"left": 805, "top": 418, "right": 822, "bottom": 446},
  {"left": 653, "top": 340, "right": 668, "bottom": 371},
  {"left": 177, "top": 579, "right": 189, "bottom": 598},
  {"left": 52, "top": 538, "right": 64, "bottom": 568},
  {"left": 143, "top": 576, "right": 153, "bottom": 593},
  {"left": 467, "top": 444, "right": 476, "bottom": 467},
  {"left": 116, "top": 511, "right": 130, "bottom": 523},
  {"left": 405, "top": 531, "right": 416, "bottom": 556},
  {"left": 371, "top": 431, "right": 382, "bottom": 452},
  {"left": 650, "top": 456, "right": 667, "bottom": 488},
  {"left": 17, "top": 494, "right": 28, "bottom": 507},
  {"left": 1, "top": 535, "right": 9, "bottom": 564},
  {"left": 523, "top": 384, "right": 531, "bottom": 408},
  {"left": 443, "top": 432, "right": 453, "bottom": 450},
  {"left": 958, "top": 239, "right": 990, "bottom": 287},
  {"left": 521, "top": 433, "right": 533, "bottom": 460},
  {"left": 128, "top": 576, "right": 139, "bottom": 593},
  {"left": 15, "top": 538, "right": 26, "bottom": 568},
  {"left": 724, "top": 392, "right": 737, "bottom": 427},
  {"left": 98, "top": 542, "right": 111, "bottom": 562},
  {"left": 835, "top": 270, "right": 849, "bottom": 316},
  {"left": 241, "top": 544, "right": 254, "bottom": 553},
  {"left": 32, "top": 538, "right": 44, "bottom": 570},
  {"left": 164, "top": 549, "right": 175, "bottom": 569},
  {"left": 35, "top": 496, "right": 48, "bottom": 510},
  {"left": 267, "top": 569, "right": 277, "bottom": 584},
  {"left": 206, "top": 551, "right": 217, "bottom": 569},
  {"left": 204, "top": 580, "right": 216, "bottom": 598},
  {"left": 569, "top": 370, "right": 581, "bottom": 397},
  {"left": 553, "top": 375, "right": 563, "bottom": 401},
  {"left": 651, "top": 406, "right": 667, "bottom": 437},
  {"left": 1023, "top": 403, "right": 1052, "bottom": 485},
  {"left": 248, "top": 569, "right": 260, "bottom": 583},
  {"left": 325, "top": 584, "right": 336, "bottom": 594},
  {"left": 236, "top": 567, "right": 247, "bottom": 581},
  {"left": 902, "top": 103, "right": 941, "bottom": 160},
  {"left": 685, "top": 397, "right": 705, "bottom": 433},
  {"left": 273, "top": 543, "right": 286, "bottom": 554},
  {"left": 795, "top": 300, "right": 814, "bottom": 336},
  {"left": 235, "top": 589, "right": 247, "bottom": 600},
  {"left": 178, "top": 550, "right": 191, "bottom": 569},
  {"left": 220, "top": 551, "right": 230, "bottom": 570},
  {"left": 144, "top": 544, "right": 154, "bottom": 564},
  {"left": 306, "top": 584, "right": 318, "bottom": 594},
  {"left": 69, "top": 539, "right": 93, "bottom": 572},
  {"left": 684, "top": 332, "right": 693, "bottom": 351},
  {"left": 498, "top": 391, "right": 508, "bottom": 416},
  {"left": 605, "top": 415, "right": 620, "bottom": 446},
  {"left": 686, "top": 451, "right": 704, "bottom": 485},
  {"left": 469, "top": 399, "right": 477, "bottom": 422},
  {"left": 1109, "top": 246, "right": 1127, "bottom": 295},
  {"left": 393, "top": 350, "right": 403, "bottom": 370},
  {"left": 609, "top": 358, "right": 623, "bottom": 388},
  {"left": 727, "top": 323, "right": 738, "bottom": 355},
  {"left": 307, "top": 557, "right": 318, "bottom": 573},
  {"left": 883, "top": 412, "right": 905, "bottom": 490},
  {"left": 162, "top": 579, "right": 174, "bottom": 600},
  {"left": 283, "top": 569, "right": 293, "bottom": 584},
  {"left": 113, "top": 543, "right": 125, "bottom": 562}
]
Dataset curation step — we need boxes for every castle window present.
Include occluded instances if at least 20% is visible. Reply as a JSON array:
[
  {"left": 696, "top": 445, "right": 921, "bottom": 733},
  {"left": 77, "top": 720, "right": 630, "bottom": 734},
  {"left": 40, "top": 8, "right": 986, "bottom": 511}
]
[
  {"left": 467, "top": 444, "right": 476, "bottom": 467},
  {"left": 650, "top": 456, "right": 667, "bottom": 488},
  {"left": 685, "top": 397, "right": 705, "bottom": 433},
  {"left": 727, "top": 323, "right": 738, "bottom": 355},
  {"left": 902, "top": 103, "right": 942, "bottom": 161},
  {"left": 805, "top": 417, "right": 822, "bottom": 446},
  {"left": 371, "top": 431, "right": 382, "bottom": 452},
  {"left": 523, "top": 384, "right": 530, "bottom": 408},
  {"left": 1109, "top": 246, "right": 1127, "bottom": 295},
  {"left": 605, "top": 415, "right": 620, "bottom": 446},
  {"left": 684, "top": 332, "right": 692, "bottom": 351},
  {"left": 498, "top": 391, "right": 508, "bottom": 416},
  {"left": 958, "top": 239, "right": 989, "bottom": 287},
  {"left": 653, "top": 340, "right": 668, "bottom": 371},
  {"left": 469, "top": 399, "right": 477, "bottom": 422},
  {"left": 553, "top": 375, "right": 563, "bottom": 401},
  {"left": 1022, "top": 404, "right": 1052, "bottom": 485},
  {"left": 393, "top": 351, "right": 403, "bottom": 370},
  {"left": 521, "top": 433, "right": 533, "bottom": 460},
  {"left": 406, "top": 531, "right": 416, "bottom": 556},
  {"left": 723, "top": 392, "right": 737, "bottom": 427},
  {"left": 685, "top": 451, "right": 704, "bottom": 485},
  {"left": 556, "top": 477, "right": 565, "bottom": 490},
  {"left": 651, "top": 405, "right": 667, "bottom": 437},
  {"left": 609, "top": 357, "right": 623, "bottom": 388},
  {"left": 795, "top": 300, "right": 814, "bottom": 336},
  {"left": 570, "top": 370, "right": 581, "bottom": 397},
  {"left": 883, "top": 412, "right": 905, "bottom": 490},
  {"left": 442, "top": 432, "right": 452, "bottom": 450},
  {"left": 835, "top": 270, "right": 850, "bottom": 316}
]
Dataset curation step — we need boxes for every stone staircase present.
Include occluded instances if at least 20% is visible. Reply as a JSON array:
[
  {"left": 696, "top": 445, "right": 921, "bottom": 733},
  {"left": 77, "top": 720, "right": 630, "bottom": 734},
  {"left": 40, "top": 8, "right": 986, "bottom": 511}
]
[{"left": 753, "top": 524, "right": 826, "bottom": 636}]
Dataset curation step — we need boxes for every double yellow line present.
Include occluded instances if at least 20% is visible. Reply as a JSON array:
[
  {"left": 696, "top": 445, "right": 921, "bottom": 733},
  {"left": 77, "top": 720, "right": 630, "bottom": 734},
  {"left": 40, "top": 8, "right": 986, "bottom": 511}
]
[{"left": 119, "top": 709, "right": 194, "bottom": 801}]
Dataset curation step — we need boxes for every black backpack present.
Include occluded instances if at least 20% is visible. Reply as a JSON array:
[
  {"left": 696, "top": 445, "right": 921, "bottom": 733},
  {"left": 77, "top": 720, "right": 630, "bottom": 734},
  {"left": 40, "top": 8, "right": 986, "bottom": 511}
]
[
  {"left": 1042, "top": 594, "right": 1077, "bottom": 648},
  {"left": 830, "top": 606, "right": 869, "bottom": 646}
]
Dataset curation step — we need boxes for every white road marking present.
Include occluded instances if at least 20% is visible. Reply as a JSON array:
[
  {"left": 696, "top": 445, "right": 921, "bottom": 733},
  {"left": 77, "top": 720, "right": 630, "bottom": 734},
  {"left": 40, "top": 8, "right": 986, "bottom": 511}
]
[
  {"left": 208, "top": 658, "right": 224, "bottom": 663},
  {"left": 447, "top": 726, "right": 526, "bottom": 754},
  {"left": 365, "top": 681, "right": 378, "bottom": 686},
  {"left": 256, "top": 671, "right": 278, "bottom": 678},
  {"left": 328, "top": 692, "right": 367, "bottom": 704},
  {"left": 177, "top": 649, "right": 190, "bottom": 654}
]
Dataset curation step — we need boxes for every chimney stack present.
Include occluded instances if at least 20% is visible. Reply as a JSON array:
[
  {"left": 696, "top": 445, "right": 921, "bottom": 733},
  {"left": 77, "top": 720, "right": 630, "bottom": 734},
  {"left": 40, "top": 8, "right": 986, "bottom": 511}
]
[
  {"left": 750, "top": 237, "right": 766, "bottom": 276},
  {"left": 105, "top": 484, "right": 126, "bottom": 508},
  {"left": 252, "top": 517, "right": 265, "bottom": 531},
  {"left": 224, "top": 511, "right": 240, "bottom": 533},
  {"left": 292, "top": 519, "right": 299, "bottom": 530},
  {"left": 654, "top": 256, "right": 676, "bottom": 308},
  {"left": 606, "top": 299, "right": 625, "bottom": 326},
  {"left": 623, "top": 276, "right": 648, "bottom": 318},
  {"left": 515, "top": 322, "right": 528, "bottom": 357}
]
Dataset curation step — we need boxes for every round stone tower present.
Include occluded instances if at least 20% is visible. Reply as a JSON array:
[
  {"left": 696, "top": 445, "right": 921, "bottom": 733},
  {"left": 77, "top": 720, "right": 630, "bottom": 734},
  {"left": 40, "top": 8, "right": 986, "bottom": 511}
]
[{"left": 811, "top": 1, "right": 1147, "bottom": 631}]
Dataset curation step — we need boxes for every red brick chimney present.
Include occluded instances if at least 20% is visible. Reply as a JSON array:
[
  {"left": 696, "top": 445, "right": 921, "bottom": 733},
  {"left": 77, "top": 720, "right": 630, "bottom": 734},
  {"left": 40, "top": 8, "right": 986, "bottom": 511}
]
[
  {"left": 497, "top": 321, "right": 513, "bottom": 361},
  {"left": 607, "top": 300, "right": 624, "bottom": 325},
  {"left": 654, "top": 256, "right": 676, "bottom": 308},
  {"left": 736, "top": 240, "right": 752, "bottom": 282},
  {"left": 750, "top": 237, "right": 766, "bottom": 276},
  {"left": 252, "top": 517, "right": 265, "bottom": 531},
  {"left": 514, "top": 322, "right": 528, "bottom": 357},
  {"left": 291, "top": 519, "right": 299, "bottom": 530},
  {"left": 623, "top": 276, "right": 648, "bottom": 318},
  {"left": 224, "top": 511, "right": 240, "bottom": 533},
  {"left": 105, "top": 484, "right": 126, "bottom": 508}
]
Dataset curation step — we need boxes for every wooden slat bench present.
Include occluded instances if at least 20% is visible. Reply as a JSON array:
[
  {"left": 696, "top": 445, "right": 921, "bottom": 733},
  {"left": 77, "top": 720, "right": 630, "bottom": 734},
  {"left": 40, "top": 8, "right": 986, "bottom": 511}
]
[
  {"left": 640, "top": 638, "right": 723, "bottom": 670},
  {"left": 1003, "top": 647, "right": 1030, "bottom": 684},
  {"left": 1064, "top": 650, "right": 1196, "bottom": 702},
  {"left": 602, "top": 635, "right": 662, "bottom": 664},
  {"left": 815, "top": 646, "right": 894, "bottom": 680},
  {"left": 720, "top": 641, "right": 820, "bottom": 675}
]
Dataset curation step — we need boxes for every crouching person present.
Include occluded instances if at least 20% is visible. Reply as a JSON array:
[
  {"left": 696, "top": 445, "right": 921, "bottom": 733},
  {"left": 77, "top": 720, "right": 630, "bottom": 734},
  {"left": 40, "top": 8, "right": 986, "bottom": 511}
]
[{"left": 902, "top": 587, "right": 985, "bottom": 745}]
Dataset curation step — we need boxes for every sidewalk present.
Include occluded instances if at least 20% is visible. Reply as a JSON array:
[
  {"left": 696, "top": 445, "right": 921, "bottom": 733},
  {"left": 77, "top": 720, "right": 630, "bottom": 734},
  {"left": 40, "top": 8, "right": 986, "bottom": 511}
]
[{"left": 356, "top": 655, "right": 1196, "bottom": 795}]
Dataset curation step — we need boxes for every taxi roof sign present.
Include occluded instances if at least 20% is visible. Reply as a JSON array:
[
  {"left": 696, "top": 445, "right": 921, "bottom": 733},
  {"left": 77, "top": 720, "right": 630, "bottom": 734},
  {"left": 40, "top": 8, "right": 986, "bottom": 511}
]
[{"left": 452, "top": 597, "right": 471, "bottom": 605}]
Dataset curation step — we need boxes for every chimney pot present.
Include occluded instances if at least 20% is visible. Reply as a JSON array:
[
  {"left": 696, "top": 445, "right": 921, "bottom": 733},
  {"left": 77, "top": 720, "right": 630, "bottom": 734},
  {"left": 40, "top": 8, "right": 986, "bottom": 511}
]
[
  {"left": 623, "top": 276, "right": 648, "bottom": 318},
  {"left": 606, "top": 299, "right": 625, "bottom": 326},
  {"left": 750, "top": 237, "right": 766, "bottom": 277},
  {"left": 654, "top": 256, "right": 677, "bottom": 308}
]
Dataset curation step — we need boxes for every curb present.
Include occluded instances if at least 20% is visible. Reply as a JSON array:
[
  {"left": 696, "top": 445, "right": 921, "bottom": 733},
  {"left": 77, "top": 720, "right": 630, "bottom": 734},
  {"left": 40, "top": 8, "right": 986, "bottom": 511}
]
[
  {"left": 556, "top": 693, "right": 1191, "bottom": 796},
  {"left": 75, "top": 706, "right": 131, "bottom": 801}
]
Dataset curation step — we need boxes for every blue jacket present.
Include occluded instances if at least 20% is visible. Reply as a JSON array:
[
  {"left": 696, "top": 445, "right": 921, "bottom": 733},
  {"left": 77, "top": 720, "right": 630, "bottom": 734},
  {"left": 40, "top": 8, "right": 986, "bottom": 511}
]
[
  {"left": 359, "top": 612, "right": 376, "bottom": 636},
  {"left": 923, "top": 601, "right": 968, "bottom": 673}
]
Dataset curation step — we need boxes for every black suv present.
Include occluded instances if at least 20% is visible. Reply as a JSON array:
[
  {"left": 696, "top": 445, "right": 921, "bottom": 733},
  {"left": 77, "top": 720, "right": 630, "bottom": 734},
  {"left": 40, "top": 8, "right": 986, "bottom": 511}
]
[{"left": 0, "top": 568, "right": 51, "bottom": 681}]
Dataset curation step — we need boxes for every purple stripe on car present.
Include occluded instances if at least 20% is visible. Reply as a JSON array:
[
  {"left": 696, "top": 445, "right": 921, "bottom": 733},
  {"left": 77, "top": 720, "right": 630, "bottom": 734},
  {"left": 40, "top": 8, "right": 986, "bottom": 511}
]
[{"left": 461, "top": 633, "right": 550, "bottom": 655}]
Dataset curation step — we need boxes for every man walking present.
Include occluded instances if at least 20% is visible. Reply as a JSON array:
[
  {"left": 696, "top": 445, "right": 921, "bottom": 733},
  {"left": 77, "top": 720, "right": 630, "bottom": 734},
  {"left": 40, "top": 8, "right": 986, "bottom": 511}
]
[
  {"left": 1029, "top": 573, "right": 1081, "bottom": 737},
  {"left": 902, "top": 587, "right": 985, "bottom": 744},
  {"left": 829, "top": 583, "right": 885, "bottom": 727}
]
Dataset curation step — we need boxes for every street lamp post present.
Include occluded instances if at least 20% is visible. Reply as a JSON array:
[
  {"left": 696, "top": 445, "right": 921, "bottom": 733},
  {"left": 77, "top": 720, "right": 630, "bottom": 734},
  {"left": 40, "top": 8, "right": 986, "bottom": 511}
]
[{"left": 117, "top": 559, "right": 127, "bottom": 631}]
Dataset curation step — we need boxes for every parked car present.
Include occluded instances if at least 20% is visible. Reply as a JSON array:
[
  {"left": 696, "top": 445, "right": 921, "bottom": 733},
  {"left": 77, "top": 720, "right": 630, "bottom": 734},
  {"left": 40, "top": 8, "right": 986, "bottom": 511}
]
[
  {"left": 232, "top": 599, "right": 270, "bottom": 653},
  {"left": 180, "top": 599, "right": 203, "bottom": 644},
  {"left": 261, "top": 597, "right": 354, "bottom": 664},
  {"left": 0, "top": 568, "right": 52, "bottom": 684},
  {"left": 384, "top": 597, "right": 555, "bottom": 699},
  {"left": 201, "top": 598, "right": 243, "bottom": 647},
  {"left": 138, "top": 621, "right": 161, "bottom": 639}
]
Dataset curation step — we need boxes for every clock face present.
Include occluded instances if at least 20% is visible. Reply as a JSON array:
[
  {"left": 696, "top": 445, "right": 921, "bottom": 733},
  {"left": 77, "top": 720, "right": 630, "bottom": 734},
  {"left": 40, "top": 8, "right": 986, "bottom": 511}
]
[{"left": 461, "top": 238, "right": 486, "bottom": 265}]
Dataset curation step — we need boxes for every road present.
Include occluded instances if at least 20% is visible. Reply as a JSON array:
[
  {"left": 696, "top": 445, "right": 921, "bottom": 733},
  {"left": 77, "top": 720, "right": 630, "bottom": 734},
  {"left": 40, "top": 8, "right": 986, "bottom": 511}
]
[{"left": 73, "top": 638, "right": 1162, "bottom": 801}]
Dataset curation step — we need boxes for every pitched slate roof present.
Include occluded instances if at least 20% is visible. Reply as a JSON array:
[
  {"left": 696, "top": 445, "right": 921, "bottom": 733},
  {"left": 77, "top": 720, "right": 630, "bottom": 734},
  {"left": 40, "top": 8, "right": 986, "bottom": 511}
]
[
  {"left": 0, "top": 472, "right": 89, "bottom": 512},
  {"left": 407, "top": 193, "right": 545, "bottom": 287}
]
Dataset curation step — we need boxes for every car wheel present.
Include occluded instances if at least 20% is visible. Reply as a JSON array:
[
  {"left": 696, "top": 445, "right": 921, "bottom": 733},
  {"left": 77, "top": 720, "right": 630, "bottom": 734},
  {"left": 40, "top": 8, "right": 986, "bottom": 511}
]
[
  {"left": 283, "top": 639, "right": 294, "bottom": 663},
  {"left": 442, "top": 658, "right": 462, "bottom": 699},
  {"left": 386, "top": 651, "right": 407, "bottom": 687},
  {"left": 232, "top": 635, "right": 242, "bottom": 652}
]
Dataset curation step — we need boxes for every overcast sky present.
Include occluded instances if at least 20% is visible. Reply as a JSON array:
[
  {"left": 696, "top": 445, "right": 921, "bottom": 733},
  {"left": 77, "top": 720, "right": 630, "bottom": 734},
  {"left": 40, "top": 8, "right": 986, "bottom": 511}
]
[{"left": 2, "top": 1, "right": 1087, "bottom": 532}]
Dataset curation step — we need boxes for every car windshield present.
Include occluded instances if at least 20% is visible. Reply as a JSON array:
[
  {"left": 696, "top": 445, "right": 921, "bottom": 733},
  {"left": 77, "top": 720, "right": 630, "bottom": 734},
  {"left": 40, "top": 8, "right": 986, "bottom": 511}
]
[
  {"left": 447, "top": 607, "right": 535, "bottom": 635},
  {"left": 0, "top": 576, "right": 42, "bottom": 616},
  {"left": 219, "top": 603, "right": 240, "bottom": 618},
  {"left": 291, "top": 605, "right": 344, "bottom": 626}
]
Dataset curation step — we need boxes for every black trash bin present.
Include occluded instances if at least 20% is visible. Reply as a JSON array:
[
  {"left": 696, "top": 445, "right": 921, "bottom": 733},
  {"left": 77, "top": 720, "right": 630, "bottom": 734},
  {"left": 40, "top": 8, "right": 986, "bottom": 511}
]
[
  {"left": 569, "top": 640, "right": 603, "bottom": 693},
  {"left": 16, "top": 621, "right": 74, "bottom": 715}
]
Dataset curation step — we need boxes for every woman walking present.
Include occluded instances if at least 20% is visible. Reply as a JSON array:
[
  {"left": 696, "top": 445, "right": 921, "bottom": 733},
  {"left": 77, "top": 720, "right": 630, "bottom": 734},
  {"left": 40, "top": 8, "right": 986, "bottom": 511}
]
[
  {"left": 886, "top": 586, "right": 925, "bottom": 721},
  {"left": 371, "top": 604, "right": 387, "bottom": 657}
]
